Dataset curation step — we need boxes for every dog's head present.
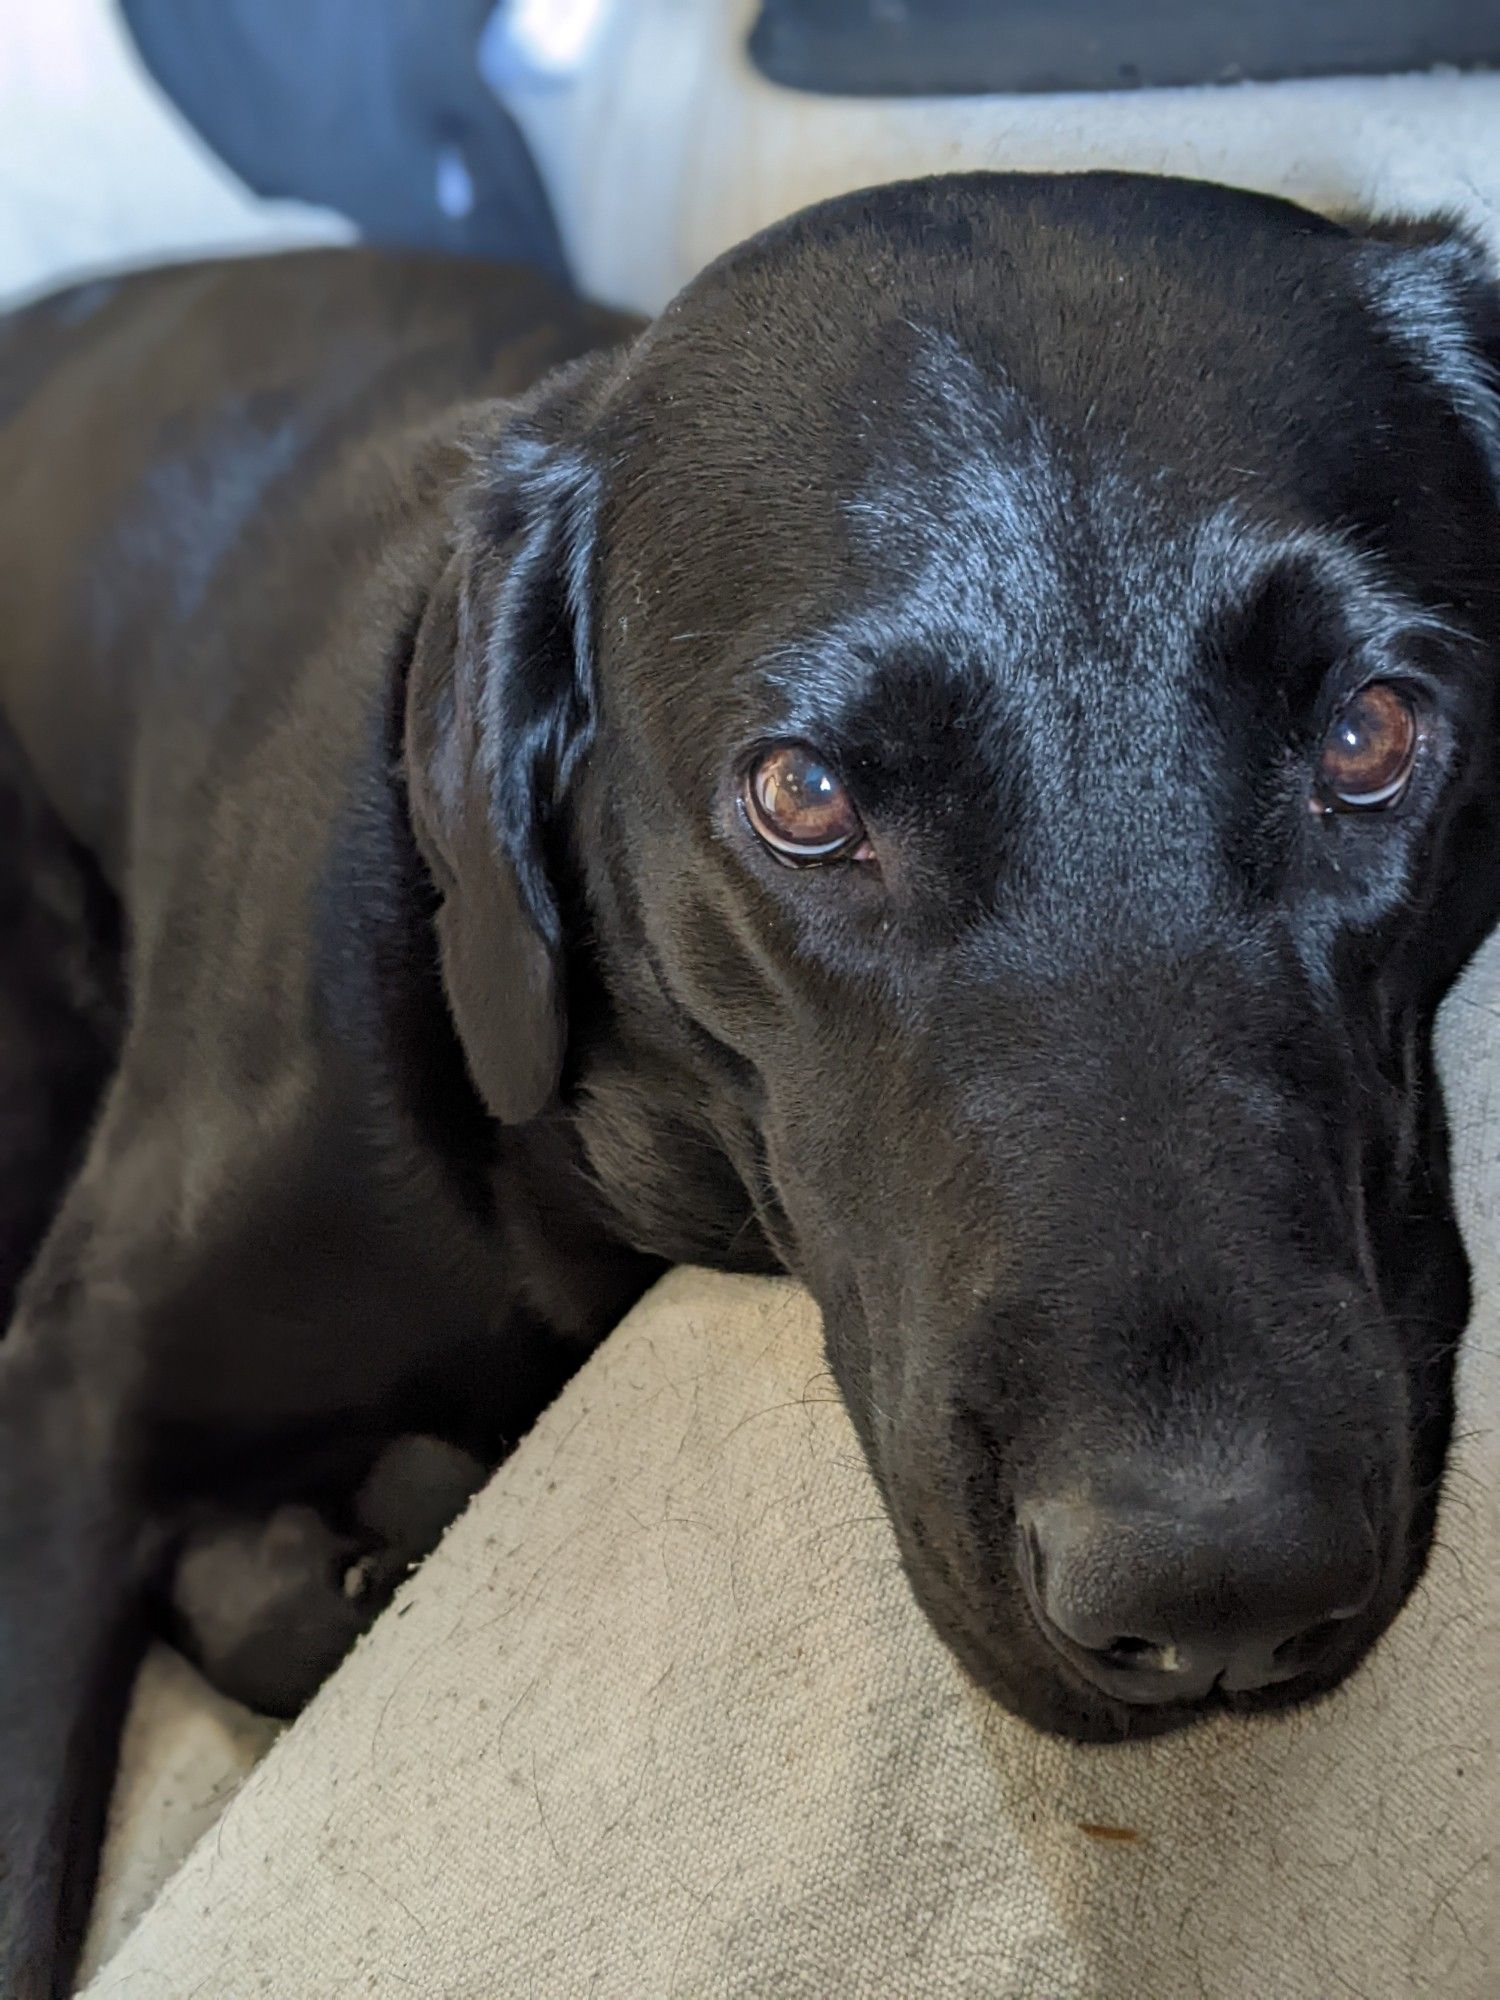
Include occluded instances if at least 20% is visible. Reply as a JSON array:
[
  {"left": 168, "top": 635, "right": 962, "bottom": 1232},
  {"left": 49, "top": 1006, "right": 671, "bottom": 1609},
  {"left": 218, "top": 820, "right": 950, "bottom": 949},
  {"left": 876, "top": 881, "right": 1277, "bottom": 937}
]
[{"left": 408, "top": 174, "right": 1500, "bottom": 1739}]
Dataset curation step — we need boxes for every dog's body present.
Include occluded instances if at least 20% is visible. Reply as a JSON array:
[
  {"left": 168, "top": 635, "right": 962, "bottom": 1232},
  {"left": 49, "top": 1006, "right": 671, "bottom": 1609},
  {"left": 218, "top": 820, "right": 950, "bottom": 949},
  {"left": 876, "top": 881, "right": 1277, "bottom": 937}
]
[
  {"left": 2, "top": 177, "right": 1498, "bottom": 1995},
  {"left": 0, "top": 251, "right": 653, "bottom": 1440},
  {"left": 0, "top": 252, "right": 659, "bottom": 1992}
]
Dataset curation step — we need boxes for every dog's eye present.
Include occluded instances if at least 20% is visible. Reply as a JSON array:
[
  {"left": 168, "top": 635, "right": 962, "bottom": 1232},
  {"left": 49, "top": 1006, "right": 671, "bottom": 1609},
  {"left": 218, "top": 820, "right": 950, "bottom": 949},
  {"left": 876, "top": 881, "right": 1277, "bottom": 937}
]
[
  {"left": 1316, "top": 683, "right": 1419, "bottom": 812},
  {"left": 743, "top": 744, "right": 870, "bottom": 864}
]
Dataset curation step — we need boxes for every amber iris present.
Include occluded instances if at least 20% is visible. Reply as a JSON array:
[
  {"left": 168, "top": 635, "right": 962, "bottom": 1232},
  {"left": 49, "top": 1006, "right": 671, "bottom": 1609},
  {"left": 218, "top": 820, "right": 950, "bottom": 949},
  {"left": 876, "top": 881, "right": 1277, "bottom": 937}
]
[
  {"left": 744, "top": 744, "right": 867, "bottom": 861},
  {"left": 1317, "top": 683, "right": 1419, "bottom": 811}
]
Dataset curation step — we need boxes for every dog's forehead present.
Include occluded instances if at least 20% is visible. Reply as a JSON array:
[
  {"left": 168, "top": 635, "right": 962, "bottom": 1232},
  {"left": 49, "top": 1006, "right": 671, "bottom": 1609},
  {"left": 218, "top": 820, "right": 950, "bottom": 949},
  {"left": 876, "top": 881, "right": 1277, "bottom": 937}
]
[
  {"left": 602, "top": 310, "right": 1377, "bottom": 723},
  {"left": 595, "top": 177, "right": 1498, "bottom": 820},
  {"left": 601, "top": 181, "right": 1449, "bottom": 638},
  {"left": 615, "top": 176, "right": 1394, "bottom": 482}
]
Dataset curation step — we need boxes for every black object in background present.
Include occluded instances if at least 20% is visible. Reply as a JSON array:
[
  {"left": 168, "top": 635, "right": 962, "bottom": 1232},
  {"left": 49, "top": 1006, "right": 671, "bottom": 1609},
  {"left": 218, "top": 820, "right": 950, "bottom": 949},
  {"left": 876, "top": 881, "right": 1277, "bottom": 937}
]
[
  {"left": 121, "top": 0, "right": 569, "bottom": 282},
  {"left": 748, "top": 0, "right": 1500, "bottom": 96}
]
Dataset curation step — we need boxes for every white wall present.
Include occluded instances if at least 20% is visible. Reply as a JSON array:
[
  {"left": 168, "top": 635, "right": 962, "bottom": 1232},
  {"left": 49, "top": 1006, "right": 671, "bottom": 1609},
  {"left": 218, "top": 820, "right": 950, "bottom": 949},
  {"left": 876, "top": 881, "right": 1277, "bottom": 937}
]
[{"left": 0, "top": 0, "right": 347, "bottom": 308}]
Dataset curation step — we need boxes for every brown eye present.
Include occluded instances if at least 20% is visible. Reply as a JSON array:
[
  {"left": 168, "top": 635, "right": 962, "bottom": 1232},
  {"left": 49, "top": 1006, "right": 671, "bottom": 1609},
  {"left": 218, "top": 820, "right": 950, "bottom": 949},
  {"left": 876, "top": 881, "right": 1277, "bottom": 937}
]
[
  {"left": 743, "top": 744, "right": 869, "bottom": 863},
  {"left": 1316, "top": 682, "right": 1419, "bottom": 811}
]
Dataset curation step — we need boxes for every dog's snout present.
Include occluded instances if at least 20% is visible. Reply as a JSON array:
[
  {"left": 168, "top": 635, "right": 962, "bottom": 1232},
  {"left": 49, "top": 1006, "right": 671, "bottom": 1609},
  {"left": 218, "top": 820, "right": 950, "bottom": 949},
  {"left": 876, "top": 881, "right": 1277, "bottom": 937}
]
[{"left": 1019, "top": 1476, "right": 1381, "bottom": 1705}]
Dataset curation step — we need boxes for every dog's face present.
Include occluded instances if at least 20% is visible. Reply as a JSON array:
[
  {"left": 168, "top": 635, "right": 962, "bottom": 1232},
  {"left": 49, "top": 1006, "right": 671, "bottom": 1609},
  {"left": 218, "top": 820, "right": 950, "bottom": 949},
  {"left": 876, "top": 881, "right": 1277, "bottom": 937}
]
[{"left": 409, "top": 175, "right": 1500, "bottom": 1740}]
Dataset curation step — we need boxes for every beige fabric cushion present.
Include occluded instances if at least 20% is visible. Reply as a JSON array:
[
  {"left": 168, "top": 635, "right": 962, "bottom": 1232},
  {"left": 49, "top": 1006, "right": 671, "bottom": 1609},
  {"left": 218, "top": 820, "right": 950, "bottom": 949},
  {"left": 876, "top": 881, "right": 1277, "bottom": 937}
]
[
  {"left": 77, "top": 1650, "right": 280, "bottom": 1985},
  {"left": 85, "top": 932, "right": 1499, "bottom": 1998}
]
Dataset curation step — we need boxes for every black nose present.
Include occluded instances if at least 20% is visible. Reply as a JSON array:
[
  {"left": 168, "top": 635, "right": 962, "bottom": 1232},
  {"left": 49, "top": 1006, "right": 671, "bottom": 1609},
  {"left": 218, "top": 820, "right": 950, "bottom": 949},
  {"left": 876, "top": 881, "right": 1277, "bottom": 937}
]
[{"left": 1019, "top": 1479, "right": 1380, "bottom": 1704}]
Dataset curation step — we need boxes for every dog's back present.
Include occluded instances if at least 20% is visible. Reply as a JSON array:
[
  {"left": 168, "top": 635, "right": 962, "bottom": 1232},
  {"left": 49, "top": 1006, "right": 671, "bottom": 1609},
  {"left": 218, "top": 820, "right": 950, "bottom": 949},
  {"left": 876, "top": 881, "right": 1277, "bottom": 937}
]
[
  {"left": 0, "top": 247, "right": 632, "bottom": 1372},
  {"left": 0, "top": 250, "right": 642, "bottom": 1994},
  {"left": 0, "top": 251, "right": 632, "bottom": 878}
]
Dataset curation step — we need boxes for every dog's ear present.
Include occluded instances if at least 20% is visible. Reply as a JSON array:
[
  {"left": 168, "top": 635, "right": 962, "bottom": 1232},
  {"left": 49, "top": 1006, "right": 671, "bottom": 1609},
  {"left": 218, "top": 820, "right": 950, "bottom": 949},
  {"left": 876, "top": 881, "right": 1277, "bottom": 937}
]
[
  {"left": 405, "top": 403, "right": 602, "bottom": 1126},
  {"left": 1353, "top": 214, "right": 1500, "bottom": 484}
]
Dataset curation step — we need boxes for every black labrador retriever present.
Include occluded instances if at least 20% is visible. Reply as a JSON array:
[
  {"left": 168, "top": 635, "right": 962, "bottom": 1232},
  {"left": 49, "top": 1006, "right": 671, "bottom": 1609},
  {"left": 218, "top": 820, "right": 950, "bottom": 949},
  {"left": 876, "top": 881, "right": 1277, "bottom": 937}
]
[{"left": 2, "top": 172, "right": 1498, "bottom": 1995}]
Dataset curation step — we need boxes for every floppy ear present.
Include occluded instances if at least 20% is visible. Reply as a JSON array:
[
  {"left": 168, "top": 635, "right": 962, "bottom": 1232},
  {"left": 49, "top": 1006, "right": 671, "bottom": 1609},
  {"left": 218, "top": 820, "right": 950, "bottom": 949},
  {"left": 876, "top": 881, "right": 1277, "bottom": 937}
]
[
  {"left": 405, "top": 411, "right": 601, "bottom": 1126},
  {"left": 1354, "top": 213, "right": 1500, "bottom": 486}
]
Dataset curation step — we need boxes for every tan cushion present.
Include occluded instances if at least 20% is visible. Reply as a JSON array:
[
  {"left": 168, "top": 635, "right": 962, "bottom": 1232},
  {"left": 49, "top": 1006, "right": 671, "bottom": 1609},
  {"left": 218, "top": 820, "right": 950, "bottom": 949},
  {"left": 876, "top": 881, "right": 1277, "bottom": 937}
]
[
  {"left": 84, "top": 927, "right": 1499, "bottom": 1999},
  {"left": 78, "top": 1649, "right": 279, "bottom": 1985}
]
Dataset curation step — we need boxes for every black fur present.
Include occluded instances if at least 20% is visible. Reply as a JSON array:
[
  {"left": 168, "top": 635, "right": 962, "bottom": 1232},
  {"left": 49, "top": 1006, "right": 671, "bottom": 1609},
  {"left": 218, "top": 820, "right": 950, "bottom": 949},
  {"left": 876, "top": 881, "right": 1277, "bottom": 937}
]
[{"left": 1, "top": 175, "right": 1498, "bottom": 1995}]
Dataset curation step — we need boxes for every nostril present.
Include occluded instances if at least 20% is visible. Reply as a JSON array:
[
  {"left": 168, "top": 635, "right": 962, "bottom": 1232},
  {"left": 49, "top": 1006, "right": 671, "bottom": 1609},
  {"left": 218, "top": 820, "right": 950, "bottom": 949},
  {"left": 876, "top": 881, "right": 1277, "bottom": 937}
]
[
  {"left": 1022, "top": 1522, "right": 1045, "bottom": 1582},
  {"left": 1101, "top": 1635, "right": 1155, "bottom": 1667},
  {"left": 1097, "top": 1634, "right": 1201, "bottom": 1677}
]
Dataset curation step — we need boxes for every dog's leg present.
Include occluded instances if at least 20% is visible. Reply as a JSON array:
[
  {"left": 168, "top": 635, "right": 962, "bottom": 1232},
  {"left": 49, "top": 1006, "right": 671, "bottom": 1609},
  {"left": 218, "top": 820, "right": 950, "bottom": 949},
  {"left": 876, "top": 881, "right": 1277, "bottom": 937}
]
[
  {"left": 0, "top": 1099, "right": 177, "bottom": 2000},
  {"left": 0, "top": 736, "right": 131, "bottom": 1996},
  {"left": 0, "top": 714, "right": 122, "bottom": 1330},
  {"left": 0, "top": 1362, "right": 144, "bottom": 2000}
]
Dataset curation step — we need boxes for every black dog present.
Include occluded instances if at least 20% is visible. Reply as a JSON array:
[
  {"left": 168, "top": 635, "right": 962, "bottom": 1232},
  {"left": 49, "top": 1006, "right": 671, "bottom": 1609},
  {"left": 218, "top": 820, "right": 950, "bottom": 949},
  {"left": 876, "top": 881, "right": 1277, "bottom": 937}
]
[{"left": 2, "top": 173, "right": 1498, "bottom": 1995}]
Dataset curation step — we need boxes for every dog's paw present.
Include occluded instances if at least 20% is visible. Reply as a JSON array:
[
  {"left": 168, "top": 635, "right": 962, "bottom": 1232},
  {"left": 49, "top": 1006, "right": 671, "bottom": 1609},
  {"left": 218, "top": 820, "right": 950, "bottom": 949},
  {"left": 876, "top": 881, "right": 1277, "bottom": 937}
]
[
  {"left": 169, "top": 1502, "right": 382, "bottom": 1716},
  {"left": 168, "top": 1436, "right": 488, "bottom": 1716},
  {"left": 351, "top": 1433, "right": 488, "bottom": 1560}
]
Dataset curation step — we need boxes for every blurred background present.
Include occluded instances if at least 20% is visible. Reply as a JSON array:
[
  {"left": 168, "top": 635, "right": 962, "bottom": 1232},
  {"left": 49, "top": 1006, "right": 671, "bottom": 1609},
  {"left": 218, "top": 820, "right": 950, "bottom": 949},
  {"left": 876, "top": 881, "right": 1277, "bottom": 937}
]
[{"left": 0, "top": 0, "right": 1497, "bottom": 318}]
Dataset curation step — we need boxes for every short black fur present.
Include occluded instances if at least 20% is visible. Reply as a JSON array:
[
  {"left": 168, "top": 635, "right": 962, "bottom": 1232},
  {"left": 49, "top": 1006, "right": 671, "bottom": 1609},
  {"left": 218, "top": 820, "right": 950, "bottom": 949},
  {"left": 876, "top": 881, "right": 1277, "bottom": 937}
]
[{"left": 1, "top": 176, "right": 1498, "bottom": 1995}]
